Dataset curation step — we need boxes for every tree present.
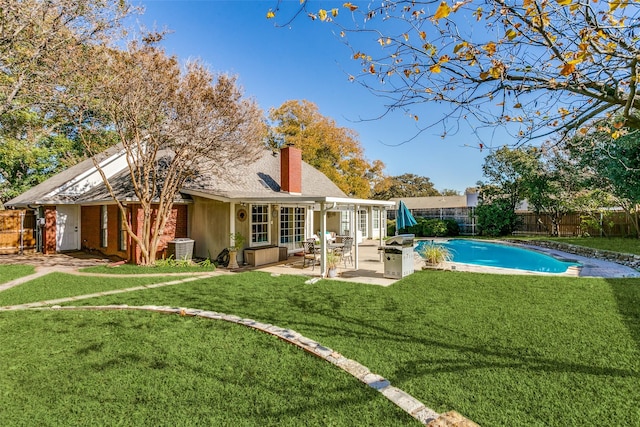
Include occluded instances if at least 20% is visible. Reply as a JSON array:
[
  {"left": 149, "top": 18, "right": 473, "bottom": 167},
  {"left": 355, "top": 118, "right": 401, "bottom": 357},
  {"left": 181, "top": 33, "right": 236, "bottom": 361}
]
[
  {"left": 269, "top": 1, "right": 640, "bottom": 141},
  {"left": 566, "top": 128, "right": 640, "bottom": 237},
  {"left": 0, "top": 0, "right": 135, "bottom": 203},
  {"left": 480, "top": 146, "right": 539, "bottom": 212},
  {"left": 477, "top": 146, "right": 539, "bottom": 235},
  {"left": 268, "top": 100, "right": 384, "bottom": 198},
  {"left": 0, "top": 110, "right": 96, "bottom": 203},
  {"left": 524, "top": 146, "right": 585, "bottom": 236},
  {"left": 371, "top": 173, "right": 440, "bottom": 199},
  {"left": 476, "top": 197, "right": 519, "bottom": 237},
  {"left": 76, "top": 41, "right": 265, "bottom": 265},
  {"left": 440, "top": 189, "right": 461, "bottom": 196},
  {"left": 0, "top": 0, "right": 134, "bottom": 117}
]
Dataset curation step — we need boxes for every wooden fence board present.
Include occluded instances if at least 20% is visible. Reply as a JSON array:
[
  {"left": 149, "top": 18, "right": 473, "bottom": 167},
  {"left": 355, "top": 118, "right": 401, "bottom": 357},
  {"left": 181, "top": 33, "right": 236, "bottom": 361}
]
[
  {"left": 0, "top": 210, "right": 36, "bottom": 254},
  {"left": 514, "top": 212, "right": 637, "bottom": 237}
]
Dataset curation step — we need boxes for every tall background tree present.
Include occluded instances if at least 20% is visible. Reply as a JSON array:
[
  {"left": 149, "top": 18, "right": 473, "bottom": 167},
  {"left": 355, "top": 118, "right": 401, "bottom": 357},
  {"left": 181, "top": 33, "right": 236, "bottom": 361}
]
[
  {"left": 269, "top": 1, "right": 640, "bottom": 142},
  {"left": 565, "top": 128, "right": 640, "bottom": 237},
  {"left": 475, "top": 146, "right": 539, "bottom": 235},
  {"left": 76, "top": 41, "right": 265, "bottom": 265},
  {"left": 0, "top": 0, "right": 135, "bottom": 204},
  {"left": 268, "top": 100, "right": 384, "bottom": 198},
  {"left": 371, "top": 173, "right": 440, "bottom": 199}
]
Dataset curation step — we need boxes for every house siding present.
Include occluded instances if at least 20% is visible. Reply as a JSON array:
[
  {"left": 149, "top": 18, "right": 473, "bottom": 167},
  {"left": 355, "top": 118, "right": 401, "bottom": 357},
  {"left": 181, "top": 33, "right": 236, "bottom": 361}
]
[
  {"left": 43, "top": 206, "right": 56, "bottom": 255},
  {"left": 190, "top": 196, "right": 230, "bottom": 260},
  {"left": 81, "top": 205, "right": 128, "bottom": 258},
  {"left": 81, "top": 204, "right": 188, "bottom": 262}
]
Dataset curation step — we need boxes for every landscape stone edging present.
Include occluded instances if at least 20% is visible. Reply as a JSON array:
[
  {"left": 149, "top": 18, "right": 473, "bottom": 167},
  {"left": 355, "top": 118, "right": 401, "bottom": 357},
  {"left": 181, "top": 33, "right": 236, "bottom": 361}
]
[
  {"left": 507, "top": 239, "right": 640, "bottom": 270},
  {"left": 35, "top": 304, "right": 478, "bottom": 427}
]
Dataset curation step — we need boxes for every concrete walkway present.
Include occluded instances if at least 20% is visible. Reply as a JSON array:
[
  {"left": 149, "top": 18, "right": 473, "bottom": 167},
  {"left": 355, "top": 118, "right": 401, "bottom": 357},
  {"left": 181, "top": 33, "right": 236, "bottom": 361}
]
[{"left": 517, "top": 243, "right": 640, "bottom": 278}]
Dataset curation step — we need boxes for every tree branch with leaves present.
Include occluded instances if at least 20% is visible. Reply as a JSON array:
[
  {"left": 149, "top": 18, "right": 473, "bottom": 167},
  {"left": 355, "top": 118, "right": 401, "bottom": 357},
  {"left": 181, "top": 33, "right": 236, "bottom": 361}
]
[
  {"left": 76, "top": 41, "right": 265, "bottom": 265},
  {"left": 268, "top": 0, "right": 640, "bottom": 143}
]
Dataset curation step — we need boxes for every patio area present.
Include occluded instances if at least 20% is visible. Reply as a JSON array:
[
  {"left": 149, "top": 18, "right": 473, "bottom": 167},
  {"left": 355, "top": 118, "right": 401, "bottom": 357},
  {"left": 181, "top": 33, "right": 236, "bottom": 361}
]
[{"left": 254, "top": 239, "right": 423, "bottom": 286}]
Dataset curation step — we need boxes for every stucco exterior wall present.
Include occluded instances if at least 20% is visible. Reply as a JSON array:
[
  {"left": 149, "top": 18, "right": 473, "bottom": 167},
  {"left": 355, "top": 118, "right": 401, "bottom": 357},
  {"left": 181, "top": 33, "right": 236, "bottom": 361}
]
[{"left": 190, "top": 196, "right": 231, "bottom": 260}]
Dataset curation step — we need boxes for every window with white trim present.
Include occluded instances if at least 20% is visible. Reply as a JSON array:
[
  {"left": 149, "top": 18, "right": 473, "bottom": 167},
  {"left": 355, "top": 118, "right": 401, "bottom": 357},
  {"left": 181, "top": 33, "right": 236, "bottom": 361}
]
[
  {"left": 340, "top": 211, "right": 350, "bottom": 235},
  {"left": 372, "top": 208, "right": 380, "bottom": 229},
  {"left": 251, "top": 204, "right": 269, "bottom": 245},
  {"left": 100, "top": 205, "right": 108, "bottom": 248},
  {"left": 359, "top": 209, "right": 368, "bottom": 237},
  {"left": 280, "top": 207, "right": 305, "bottom": 251},
  {"left": 118, "top": 208, "right": 127, "bottom": 251}
]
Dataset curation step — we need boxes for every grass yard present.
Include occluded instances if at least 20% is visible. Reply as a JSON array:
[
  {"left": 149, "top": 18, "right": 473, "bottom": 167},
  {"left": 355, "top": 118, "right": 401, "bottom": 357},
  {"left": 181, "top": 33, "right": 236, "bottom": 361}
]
[
  {"left": 1, "top": 269, "right": 639, "bottom": 425},
  {"left": 0, "top": 310, "right": 411, "bottom": 426},
  {"left": 0, "top": 272, "right": 192, "bottom": 307},
  {"left": 80, "top": 263, "right": 216, "bottom": 275},
  {"left": 0, "top": 264, "right": 35, "bottom": 284}
]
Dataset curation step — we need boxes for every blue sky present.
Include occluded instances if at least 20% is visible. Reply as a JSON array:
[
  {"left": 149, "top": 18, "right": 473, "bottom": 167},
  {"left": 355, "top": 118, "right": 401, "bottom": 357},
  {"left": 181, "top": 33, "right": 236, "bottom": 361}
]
[{"left": 135, "top": 0, "right": 500, "bottom": 193}]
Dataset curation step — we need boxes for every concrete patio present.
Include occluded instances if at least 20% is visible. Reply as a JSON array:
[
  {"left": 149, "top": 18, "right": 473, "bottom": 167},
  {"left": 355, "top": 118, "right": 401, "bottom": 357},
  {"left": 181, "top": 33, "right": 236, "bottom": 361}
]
[{"left": 255, "top": 239, "right": 423, "bottom": 286}]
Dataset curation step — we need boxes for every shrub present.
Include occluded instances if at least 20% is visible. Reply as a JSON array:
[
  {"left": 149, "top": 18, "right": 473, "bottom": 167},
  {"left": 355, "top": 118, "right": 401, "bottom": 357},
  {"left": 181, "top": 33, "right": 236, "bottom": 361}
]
[
  {"left": 421, "top": 242, "right": 453, "bottom": 266},
  {"left": 444, "top": 219, "right": 460, "bottom": 236},
  {"left": 392, "top": 217, "right": 460, "bottom": 237},
  {"left": 476, "top": 199, "right": 520, "bottom": 236}
]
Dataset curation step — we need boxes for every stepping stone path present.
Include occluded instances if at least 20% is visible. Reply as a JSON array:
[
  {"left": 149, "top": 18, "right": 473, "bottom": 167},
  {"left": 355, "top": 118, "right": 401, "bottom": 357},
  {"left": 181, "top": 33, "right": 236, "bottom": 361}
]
[
  {"left": 9, "top": 301, "right": 478, "bottom": 426},
  {"left": 0, "top": 263, "right": 477, "bottom": 425}
]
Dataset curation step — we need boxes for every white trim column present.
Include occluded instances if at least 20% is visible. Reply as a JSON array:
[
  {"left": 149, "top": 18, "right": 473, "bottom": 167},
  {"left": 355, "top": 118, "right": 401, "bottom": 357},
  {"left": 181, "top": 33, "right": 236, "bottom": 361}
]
[
  {"left": 353, "top": 204, "right": 359, "bottom": 270},
  {"left": 320, "top": 202, "right": 327, "bottom": 277},
  {"left": 229, "top": 202, "right": 236, "bottom": 247},
  {"left": 379, "top": 208, "right": 384, "bottom": 262}
]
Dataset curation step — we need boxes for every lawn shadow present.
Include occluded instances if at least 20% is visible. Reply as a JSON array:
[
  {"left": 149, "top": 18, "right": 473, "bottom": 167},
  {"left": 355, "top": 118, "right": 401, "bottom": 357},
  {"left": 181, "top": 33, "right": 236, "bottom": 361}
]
[{"left": 608, "top": 278, "right": 640, "bottom": 353}]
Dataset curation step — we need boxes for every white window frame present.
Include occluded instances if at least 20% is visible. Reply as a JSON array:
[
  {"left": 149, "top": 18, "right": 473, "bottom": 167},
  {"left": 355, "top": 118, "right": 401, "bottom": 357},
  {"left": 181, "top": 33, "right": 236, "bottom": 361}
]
[
  {"left": 340, "top": 211, "right": 350, "bottom": 236},
  {"left": 100, "top": 205, "right": 108, "bottom": 248},
  {"left": 250, "top": 204, "right": 270, "bottom": 247},
  {"left": 279, "top": 206, "right": 305, "bottom": 251},
  {"left": 358, "top": 209, "right": 368, "bottom": 238},
  {"left": 118, "top": 208, "right": 127, "bottom": 251}
]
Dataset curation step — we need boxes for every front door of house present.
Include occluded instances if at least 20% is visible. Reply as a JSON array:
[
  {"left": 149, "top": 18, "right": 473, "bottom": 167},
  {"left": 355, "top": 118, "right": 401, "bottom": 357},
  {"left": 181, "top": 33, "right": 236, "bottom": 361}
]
[{"left": 57, "top": 205, "right": 80, "bottom": 251}]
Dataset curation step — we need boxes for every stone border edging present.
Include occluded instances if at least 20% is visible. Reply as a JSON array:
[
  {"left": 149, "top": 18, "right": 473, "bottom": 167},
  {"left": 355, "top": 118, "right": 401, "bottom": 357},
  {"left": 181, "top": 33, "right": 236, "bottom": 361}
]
[
  {"left": 507, "top": 239, "right": 640, "bottom": 270},
  {"left": 31, "top": 304, "right": 477, "bottom": 427}
]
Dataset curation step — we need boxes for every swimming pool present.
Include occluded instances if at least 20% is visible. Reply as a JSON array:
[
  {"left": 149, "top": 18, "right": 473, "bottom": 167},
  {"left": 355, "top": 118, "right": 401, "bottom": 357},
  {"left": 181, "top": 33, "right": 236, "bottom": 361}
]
[{"left": 415, "top": 239, "right": 580, "bottom": 273}]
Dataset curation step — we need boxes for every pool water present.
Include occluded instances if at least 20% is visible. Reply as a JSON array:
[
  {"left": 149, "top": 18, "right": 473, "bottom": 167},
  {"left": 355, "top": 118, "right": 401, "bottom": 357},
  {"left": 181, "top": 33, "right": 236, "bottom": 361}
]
[{"left": 415, "top": 239, "right": 580, "bottom": 273}]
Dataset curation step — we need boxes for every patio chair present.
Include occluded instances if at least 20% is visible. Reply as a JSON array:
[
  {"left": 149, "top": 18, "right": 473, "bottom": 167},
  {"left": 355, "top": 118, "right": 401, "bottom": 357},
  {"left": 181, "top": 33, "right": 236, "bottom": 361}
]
[
  {"left": 336, "top": 236, "right": 354, "bottom": 267},
  {"left": 302, "top": 240, "right": 320, "bottom": 270}
]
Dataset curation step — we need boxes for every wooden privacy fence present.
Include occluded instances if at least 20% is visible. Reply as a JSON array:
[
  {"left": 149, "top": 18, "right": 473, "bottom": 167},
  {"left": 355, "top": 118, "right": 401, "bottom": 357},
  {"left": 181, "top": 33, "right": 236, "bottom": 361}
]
[
  {"left": 514, "top": 211, "right": 637, "bottom": 237},
  {"left": 0, "top": 210, "right": 36, "bottom": 254}
]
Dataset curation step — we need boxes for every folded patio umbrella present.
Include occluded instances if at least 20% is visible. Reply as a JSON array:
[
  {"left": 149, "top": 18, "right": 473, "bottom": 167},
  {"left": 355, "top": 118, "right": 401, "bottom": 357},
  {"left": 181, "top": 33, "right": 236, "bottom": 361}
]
[{"left": 396, "top": 200, "right": 417, "bottom": 234}]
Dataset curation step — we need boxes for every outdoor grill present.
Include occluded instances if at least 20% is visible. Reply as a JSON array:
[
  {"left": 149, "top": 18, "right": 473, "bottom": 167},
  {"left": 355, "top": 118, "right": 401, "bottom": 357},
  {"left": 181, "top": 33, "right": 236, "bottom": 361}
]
[{"left": 380, "top": 234, "right": 415, "bottom": 279}]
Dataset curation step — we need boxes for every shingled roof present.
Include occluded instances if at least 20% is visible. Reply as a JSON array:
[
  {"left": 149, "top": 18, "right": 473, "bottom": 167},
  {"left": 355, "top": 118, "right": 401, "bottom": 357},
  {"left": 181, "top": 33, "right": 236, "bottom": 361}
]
[
  {"left": 5, "top": 144, "right": 125, "bottom": 207},
  {"left": 183, "top": 150, "right": 347, "bottom": 201},
  {"left": 5, "top": 147, "right": 347, "bottom": 207}
]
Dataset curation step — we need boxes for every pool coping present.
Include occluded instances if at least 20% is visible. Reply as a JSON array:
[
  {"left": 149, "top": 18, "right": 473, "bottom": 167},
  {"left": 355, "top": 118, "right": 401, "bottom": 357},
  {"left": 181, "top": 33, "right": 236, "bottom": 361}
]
[{"left": 416, "top": 238, "right": 640, "bottom": 278}]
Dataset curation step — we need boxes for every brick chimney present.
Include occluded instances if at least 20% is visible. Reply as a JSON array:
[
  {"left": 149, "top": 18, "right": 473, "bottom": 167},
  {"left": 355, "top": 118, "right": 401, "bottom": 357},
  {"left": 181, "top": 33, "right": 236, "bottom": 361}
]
[{"left": 280, "top": 146, "right": 302, "bottom": 194}]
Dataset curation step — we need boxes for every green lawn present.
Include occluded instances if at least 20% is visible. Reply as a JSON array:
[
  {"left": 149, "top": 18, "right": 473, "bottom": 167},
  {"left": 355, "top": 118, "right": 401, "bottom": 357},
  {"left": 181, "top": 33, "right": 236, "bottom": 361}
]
[
  {"left": 1, "top": 269, "right": 639, "bottom": 426},
  {"left": 0, "top": 272, "right": 192, "bottom": 307},
  {"left": 80, "top": 263, "right": 216, "bottom": 275},
  {"left": 0, "top": 264, "right": 35, "bottom": 284},
  {"left": 0, "top": 310, "right": 411, "bottom": 426}
]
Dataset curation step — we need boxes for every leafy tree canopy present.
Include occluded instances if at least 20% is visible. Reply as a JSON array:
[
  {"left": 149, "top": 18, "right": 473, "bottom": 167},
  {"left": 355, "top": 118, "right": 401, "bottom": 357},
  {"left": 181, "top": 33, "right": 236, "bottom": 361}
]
[
  {"left": 371, "top": 173, "right": 440, "bottom": 199},
  {"left": 268, "top": 100, "right": 385, "bottom": 198},
  {"left": 74, "top": 41, "right": 266, "bottom": 265},
  {"left": 565, "top": 126, "right": 640, "bottom": 236},
  {"left": 0, "top": 0, "right": 135, "bottom": 204}
]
